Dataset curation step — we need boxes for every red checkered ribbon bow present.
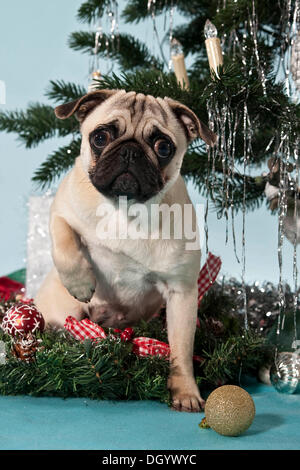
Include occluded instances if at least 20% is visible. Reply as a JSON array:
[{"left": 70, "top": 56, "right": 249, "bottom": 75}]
[
  {"left": 132, "top": 337, "right": 170, "bottom": 358},
  {"left": 64, "top": 316, "right": 170, "bottom": 358},
  {"left": 197, "top": 252, "right": 221, "bottom": 305},
  {"left": 65, "top": 316, "right": 107, "bottom": 341}
]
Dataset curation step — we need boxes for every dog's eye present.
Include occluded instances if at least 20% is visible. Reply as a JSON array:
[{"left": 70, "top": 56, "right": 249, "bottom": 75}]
[
  {"left": 92, "top": 130, "right": 111, "bottom": 148},
  {"left": 154, "top": 139, "right": 172, "bottom": 158}
]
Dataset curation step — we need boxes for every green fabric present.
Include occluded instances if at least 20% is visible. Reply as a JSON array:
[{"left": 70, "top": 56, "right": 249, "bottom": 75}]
[{"left": 6, "top": 268, "right": 26, "bottom": 285}]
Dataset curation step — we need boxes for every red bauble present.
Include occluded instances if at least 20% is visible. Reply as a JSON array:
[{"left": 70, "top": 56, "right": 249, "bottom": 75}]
[{"left": 1, "top": 303, "right": 45, "bottom": 337}]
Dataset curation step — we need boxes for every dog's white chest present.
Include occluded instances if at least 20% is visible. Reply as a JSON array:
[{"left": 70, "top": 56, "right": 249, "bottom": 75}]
[
  {"left": 88, "top": 237, "right": 175, "bottom": 296},
  {"left": 84, "top": 238, "right": 175, "bottom": 326}
]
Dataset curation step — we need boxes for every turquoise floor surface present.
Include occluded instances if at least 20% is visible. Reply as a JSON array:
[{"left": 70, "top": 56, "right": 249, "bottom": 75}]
[{"left": 0, "top": 381, "right": 299, "bottom": 450}]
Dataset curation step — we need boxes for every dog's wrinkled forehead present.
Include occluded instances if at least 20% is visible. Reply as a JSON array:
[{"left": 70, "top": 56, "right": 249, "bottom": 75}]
[{"left": 82, "top": 91, "right": 177, "bottom": 140}]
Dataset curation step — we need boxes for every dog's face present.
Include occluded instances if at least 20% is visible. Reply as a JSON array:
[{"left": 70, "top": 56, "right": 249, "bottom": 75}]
[{"left": 55, "top": 90, "right": 216, "bottom": 202}]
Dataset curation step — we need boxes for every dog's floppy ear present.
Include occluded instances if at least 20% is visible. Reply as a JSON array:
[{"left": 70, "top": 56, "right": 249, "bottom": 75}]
[
  {"left": 54, "top": 89, "right": 117, "bottom": 123},
  {"left": 164, "top": 97, "right": 217, "bottom": 146}
]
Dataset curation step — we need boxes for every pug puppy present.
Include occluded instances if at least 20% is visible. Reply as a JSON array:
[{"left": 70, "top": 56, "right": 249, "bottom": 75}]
[{"left": 35, "top": 89, "right": 216, "bottom": 412}]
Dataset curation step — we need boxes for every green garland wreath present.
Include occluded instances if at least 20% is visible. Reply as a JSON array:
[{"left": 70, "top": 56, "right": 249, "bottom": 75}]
[{"left": 0, "top": 292, "right": 272, "bottom": 404}]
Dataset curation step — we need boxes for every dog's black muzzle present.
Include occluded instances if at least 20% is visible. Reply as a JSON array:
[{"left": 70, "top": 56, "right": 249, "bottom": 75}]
[{"left": 90, "top": 140, "right": 164, "bottom": 202}]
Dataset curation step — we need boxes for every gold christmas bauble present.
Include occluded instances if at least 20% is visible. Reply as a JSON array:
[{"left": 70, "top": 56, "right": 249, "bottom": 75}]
[{"left": 205, "top": 385, "right": 255, "bottom": 436}]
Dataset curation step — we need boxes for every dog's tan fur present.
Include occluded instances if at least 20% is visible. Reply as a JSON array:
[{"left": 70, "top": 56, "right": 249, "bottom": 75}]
[{"left": 35, "top": 90, "right": 216, "bottom": 412}]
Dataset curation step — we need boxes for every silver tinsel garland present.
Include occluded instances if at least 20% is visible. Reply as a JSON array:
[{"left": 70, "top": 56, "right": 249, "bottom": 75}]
[{"left": 25, "top": 193, "right": 54, "bottom": 298}]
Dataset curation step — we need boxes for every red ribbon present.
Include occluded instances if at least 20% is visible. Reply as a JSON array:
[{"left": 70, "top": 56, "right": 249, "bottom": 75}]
[
  {"left": 64, "top": 317, "right": 206, "bottom": 363},
  {"left": 64, "top": 315, "right": 170, "bottom": 358},
  {"left": 0, "top": 277, "right": 24, "bottom": 301},
  {"left": 64, "top": 316, "right": 107, "bottom": 341},
  {"left": 132, "top": 337, "right": 170, "bottom": 358},
  {"left": 197, "top": 252, "right": 221, "bottom": 305}
]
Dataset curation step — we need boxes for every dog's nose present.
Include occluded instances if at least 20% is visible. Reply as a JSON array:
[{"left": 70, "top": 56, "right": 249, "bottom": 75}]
[{"left": 120, "top": 143, "right": 142, "bottom": 164}]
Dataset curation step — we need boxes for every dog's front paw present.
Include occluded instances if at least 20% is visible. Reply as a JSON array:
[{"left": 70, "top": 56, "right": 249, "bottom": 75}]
[
  {"left": 60, "top": 268, "right": 96, "bottom": 303},
  {"left": 168, "top": 375, "right": 205, "bottom": 413},
  {"left": 171, "top": 393, "right": 205, "bottom": 413}
]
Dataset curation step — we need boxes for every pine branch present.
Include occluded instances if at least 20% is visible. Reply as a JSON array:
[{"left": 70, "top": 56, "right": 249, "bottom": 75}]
[
  {"left": 213, "top": 0, "right": 283, "bottom": 36},
  {"left": 123, "top": 0, "right": 166, "bottom": 24},
  {"left": 46, "top": 80, "right": 86, "bottom": 103},
  {"left": 208, "top": 174, "right": 266, "bottom": 215},
  {"left": 95, "top": 69, "right": 184, "bottom": 96},
  {"left": 0, "top": 328, "right": 170, "bottom": 401},
  {"left": 122, "top": 0, "right": 209, "bottom": 24},
  {"left": 201, "top": 63, "right": 300, "bottom": 157},
  {"left": 68, "top": 31, "right": 164, "bottom": 71},
  {"left": 181, "top": 150, "right": 267, "bottom": 213},
  {"left": 77, "top": 0, "right": 110, "bottom": 24},
  {"left": 32, "top": 138, "right": 81, "bottom": 189},
  {"left": 0, "top": 104, "right": 78, "bottom": 148},
  {"left": 201, "top": 330, "right": 268, "bottom": 385},
  {"left": 170, "top": 0, "right": 215, "bottom": 18}
]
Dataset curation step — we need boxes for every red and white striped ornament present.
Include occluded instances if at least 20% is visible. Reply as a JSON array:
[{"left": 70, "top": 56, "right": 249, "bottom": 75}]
[{"left": 1, "top": 303, "right": 45, "bottom": 337}]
